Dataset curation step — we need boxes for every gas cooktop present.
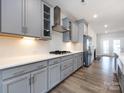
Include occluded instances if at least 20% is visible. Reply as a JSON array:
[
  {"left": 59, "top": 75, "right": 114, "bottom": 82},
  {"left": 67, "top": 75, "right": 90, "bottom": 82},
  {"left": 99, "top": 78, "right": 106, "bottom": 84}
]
[{"left": 49, "top": 50, "right": 71, "bottom": 55}]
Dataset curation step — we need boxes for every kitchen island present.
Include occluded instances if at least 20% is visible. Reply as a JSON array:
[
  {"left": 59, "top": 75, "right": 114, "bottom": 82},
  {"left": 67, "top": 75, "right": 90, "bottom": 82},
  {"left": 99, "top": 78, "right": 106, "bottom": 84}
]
[{"left": 115, "top": 53, "right": 124, "bottom": 93}]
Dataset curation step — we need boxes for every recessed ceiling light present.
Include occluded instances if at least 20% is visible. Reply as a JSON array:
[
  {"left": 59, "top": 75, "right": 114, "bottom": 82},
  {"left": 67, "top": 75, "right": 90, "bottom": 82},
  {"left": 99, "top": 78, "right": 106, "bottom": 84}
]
[
  {"left": 104, "top": 24, "right": 108, "bottom": 28},
  {"left": 93, "top": 14, "right": 98, "bottom": 18},
  {"left": 81, "top": 0, "right": 87, "bottom": 5},
  {"left": 81, "top": 0, "right": 85, "bottom": 3}
]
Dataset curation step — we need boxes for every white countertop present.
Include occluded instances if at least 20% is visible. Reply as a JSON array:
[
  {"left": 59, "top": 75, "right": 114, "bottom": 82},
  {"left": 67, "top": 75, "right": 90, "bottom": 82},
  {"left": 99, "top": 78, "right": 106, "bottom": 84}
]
[
  {"left": 0, "top": 51, "right": 82, "bottom": 70},
  {"left": 116, "top": 53, "right": 124, "bottom": 74},
  {"left": 117, "top": 53, "right": 124, "bottom": 64}
]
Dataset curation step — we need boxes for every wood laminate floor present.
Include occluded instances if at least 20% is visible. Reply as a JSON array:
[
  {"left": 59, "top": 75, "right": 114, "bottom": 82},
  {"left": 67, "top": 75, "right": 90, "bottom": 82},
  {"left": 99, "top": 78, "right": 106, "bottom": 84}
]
[{"left": 49, "top": 57, "right": 121, "bottom": 93}]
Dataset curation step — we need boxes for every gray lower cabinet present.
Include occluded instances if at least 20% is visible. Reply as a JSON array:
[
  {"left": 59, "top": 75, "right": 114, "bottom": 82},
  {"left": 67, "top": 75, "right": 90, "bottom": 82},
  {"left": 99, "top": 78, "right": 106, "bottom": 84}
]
[
  {"left": 3, "top": 74, "right": 30, "bottom": 93},
  {"left": 73, "top": 55, "right": 78, "bottom": 71},
  {"left": 0, "top": 52, "right": 83, "bottom": 93},
  {"left": 48, "top": 63, "right": 61, "bottom": 90},
  {"left": 2, "top": 67, "right": 48, "bottom": 93},
  {"left": 117, "top": 59, "right": 124, "bottom": 93},
  {"left": 61, "top": 56, "right": 74, "bottom": 80},
  {"left": 31, "top": 68, "right": 48, "bottom": 93},
  {"left": 77, "top": 54, "right": 83, "bottom": 69},
  {"left": 61, "top": 66, "right": 73, "bottom": 80},
  {"left": 73, "top": 53, "right": 83, "bottom": 71}
]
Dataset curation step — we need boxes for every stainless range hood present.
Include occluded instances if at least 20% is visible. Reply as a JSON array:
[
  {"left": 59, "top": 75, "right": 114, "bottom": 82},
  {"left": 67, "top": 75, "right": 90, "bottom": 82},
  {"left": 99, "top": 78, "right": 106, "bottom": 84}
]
[{"left": 52, "top": 6, "right": 67, "bottom": 32}]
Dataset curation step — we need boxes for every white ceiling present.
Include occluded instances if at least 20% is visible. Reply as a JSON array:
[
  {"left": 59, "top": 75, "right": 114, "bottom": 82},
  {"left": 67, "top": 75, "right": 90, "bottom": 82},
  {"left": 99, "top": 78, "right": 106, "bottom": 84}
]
[{"left": 49, "top": 0, "right": 124, "bottom": 33}]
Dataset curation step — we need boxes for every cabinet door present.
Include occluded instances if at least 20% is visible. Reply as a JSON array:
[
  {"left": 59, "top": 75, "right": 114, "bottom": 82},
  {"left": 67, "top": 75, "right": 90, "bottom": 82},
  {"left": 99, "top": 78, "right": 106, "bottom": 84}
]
[
  {"left": 74, "top": 56, "right": 78, "bottom": 71},
  {"left": 26, "top": 0, "right": 42, "bottom": 37},
  {"left": 48, "top": 63, "right": 61, "bottom": 90},
  {"left": 77, "top": 21, "right": 86, "bottom": 43},
  {"left": 71, "top": 22, "right": 79, "bottom": 42},
  {"left": 77, "top": 55, "right": 83, "bottom": 69},
  {"left": 3, "top": 74, "right": 30, "bottom": 93},
  {"left": 31, "top": 68, "right": 47, "bottom": 93},
  {"left": 41, "top": 2, "right": 53, "bottom": 38},
  {"left": 1, "top": 0, "right": 22, "bottom": 34}
]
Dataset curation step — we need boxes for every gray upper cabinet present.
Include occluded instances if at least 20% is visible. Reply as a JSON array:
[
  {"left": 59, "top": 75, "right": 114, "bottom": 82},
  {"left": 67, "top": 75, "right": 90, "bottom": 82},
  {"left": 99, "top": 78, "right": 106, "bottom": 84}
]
[
  {"left": 63, "top": 31, "right": 71, "bottom": 42},
  {"left": 63, "top": 17, "right": 72, "bottom": 42},
  {"left": 41, "top": 1, "right": 53, "bottom": 39},
  {"left": 31, "top": 68, "right": 48, "bottom": 93},
  {"left": 71, "top": 22, "right": 79, "bottom": 42},
  {"left": 63, "top": 18, "right": 79, "bottom": 42},
  {"left": 1, "top": 0, "right": 23, "bottom": 35},
  {"left": 26, "top": 0, "right": 42, "bottom": 37},
  {"left": 1, "top": 0, "right": 53, "bottom": 39},
  {"left": 63, "top": 17, "right": 71, "bottom": 31},
  {"left": 3, "top": 74, "right": 30, "bottom": 93},
  {"left": 77, "top": 19, "right": 88, "bottom": 36}
]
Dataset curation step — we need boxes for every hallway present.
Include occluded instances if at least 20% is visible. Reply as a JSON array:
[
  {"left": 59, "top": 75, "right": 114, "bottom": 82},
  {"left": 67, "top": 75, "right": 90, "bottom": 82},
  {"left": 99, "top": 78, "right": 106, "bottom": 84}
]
[{"left": 49, "top": 57, "right": 121, "bottom": 93}]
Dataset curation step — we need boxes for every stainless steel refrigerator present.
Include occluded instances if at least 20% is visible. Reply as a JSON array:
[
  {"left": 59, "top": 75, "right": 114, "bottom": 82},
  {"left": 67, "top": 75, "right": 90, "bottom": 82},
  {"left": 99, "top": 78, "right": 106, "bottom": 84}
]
[{"left": 83, "top": 35, "right": 92, "bottom": 67}]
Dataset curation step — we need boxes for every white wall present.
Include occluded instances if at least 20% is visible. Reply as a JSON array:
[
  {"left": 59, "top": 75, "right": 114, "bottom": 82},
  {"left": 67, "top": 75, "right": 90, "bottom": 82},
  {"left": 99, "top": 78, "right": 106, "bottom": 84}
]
[
  {"left": 88, "top": 26, "right": 97, "bottom": 49},
  {"left": 97, "top": 31, "right": 124, "bottom": 55},
  {"left": 0, "top": 31, "right": 83, "bottom": 58}
]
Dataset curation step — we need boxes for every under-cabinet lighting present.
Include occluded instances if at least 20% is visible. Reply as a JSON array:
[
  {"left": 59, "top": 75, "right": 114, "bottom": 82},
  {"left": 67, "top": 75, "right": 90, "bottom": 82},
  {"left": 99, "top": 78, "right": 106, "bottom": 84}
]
[
  {"left": 104, "top": 24, "right": 108, "bottom": 28},
  {"left": 93, "top": 14, "right": 98, "bottom": 18},
  {"left": 21, "top": 37, "right": 35, "bottom": 45},
  {"left": 23, "top": 37, "right": 35, "bottom": 40}
]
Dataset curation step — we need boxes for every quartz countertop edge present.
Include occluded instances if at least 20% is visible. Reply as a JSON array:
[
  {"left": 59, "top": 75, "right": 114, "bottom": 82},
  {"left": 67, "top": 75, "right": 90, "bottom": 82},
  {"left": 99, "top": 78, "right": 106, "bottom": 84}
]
[{"left": 0, "top": 51, "right": 83, "bottom": 70}]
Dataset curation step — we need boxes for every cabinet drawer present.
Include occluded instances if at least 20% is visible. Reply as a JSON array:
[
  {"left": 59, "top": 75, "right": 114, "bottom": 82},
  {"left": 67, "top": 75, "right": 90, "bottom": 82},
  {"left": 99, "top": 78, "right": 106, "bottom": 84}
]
[
  {"left": 61, "top": 66, "right": 73, "bottom": 80},
  {"left": 48, "top": 58, "right": 61, "bottom": 66},
  {"left": 2, "top": 65, "right": 30, "bottom": 80},
  {"left": 61, "top": 55, "right": 73, "bottom": 61},
  {"left": 29, "top": 61, "right": 47, "bottom": 71},
  {"left": 61, "top": 58, "right": 73, "bottom": 71},
  {"left": 2, "top": 61, "right": 47, "bottom": 80}
]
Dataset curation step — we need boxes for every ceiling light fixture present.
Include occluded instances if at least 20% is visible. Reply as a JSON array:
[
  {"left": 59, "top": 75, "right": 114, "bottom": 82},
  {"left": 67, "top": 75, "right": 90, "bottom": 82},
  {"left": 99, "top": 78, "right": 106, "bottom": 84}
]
[
  {"left": 81, "top": 0, "right": 85, "bottom": 3},
  {"left": 81, "top": 0, "right": 88, "bottom": 5},
  {"left": 93, "top": 14, "right": 98, "bottom": 18},
  {"left": 104, "top": 24, "right": 108, "bottom": 28}
]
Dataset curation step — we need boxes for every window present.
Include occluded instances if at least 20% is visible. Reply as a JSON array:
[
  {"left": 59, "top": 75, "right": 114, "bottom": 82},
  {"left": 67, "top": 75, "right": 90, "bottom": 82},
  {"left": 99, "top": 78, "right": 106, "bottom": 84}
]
[
  {"left": 113, "top": 40, "right": 120, "bottom": 53},
  {"left": 103, "top": 40, "right": 109, "bottom": 54}
]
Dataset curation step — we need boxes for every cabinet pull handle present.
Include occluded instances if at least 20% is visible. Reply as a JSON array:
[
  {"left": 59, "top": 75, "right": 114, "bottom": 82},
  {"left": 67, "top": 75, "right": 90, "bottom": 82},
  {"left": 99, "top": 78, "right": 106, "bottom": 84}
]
[
  {"left": 32, "top": 76, "right": 35, "bottom": 84},
  {"left": 29, "top": 78, "right": 31, "bottom": 85},
  {"left": 51, "top": 65, "right": 59, "bottom": 69},
  {"left": 22, "top": 26, "right": 28, "bottom": 34},
  {"left": 54, "top": 61, "right": 58, "bottom": 64},
  {"left": 46, "top": 30, "right": 50, "bottom": 32},
  {"left": 30, "top": 76, "right": 35, "bottom": 85}
]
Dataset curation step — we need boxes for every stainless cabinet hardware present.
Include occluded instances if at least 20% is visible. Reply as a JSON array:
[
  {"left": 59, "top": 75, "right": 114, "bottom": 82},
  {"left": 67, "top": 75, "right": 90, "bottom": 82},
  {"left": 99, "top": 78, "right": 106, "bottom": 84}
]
[
  {"left": 29, "top": 78, "right": 31, "bottom": 85},
  {"left": 46, "top": 30, "right": 50, "bottom": 32},
  {"left": 22, "top": 26, "right": 28, "bottom": 34},
  {"left": 31, "top": 76, "right": 35, "bottom": 84}
]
